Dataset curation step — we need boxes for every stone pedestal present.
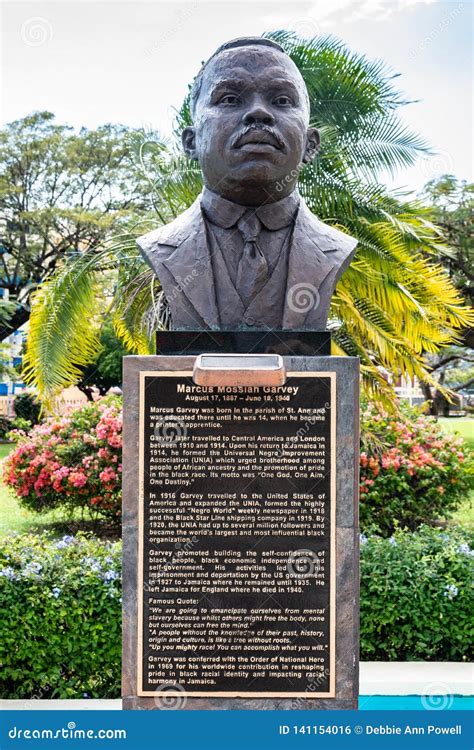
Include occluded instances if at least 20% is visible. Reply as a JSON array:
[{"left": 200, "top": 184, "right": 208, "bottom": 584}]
[{"left": 122, "top": 355, "right": 359, "bottom": 710}]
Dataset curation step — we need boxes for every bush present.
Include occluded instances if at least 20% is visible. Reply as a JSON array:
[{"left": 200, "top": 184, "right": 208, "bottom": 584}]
[
  {"left": 0, "top": 415, "right": 13, "bottom": 440},
  {"left": 360, "top": 525, "right": 474, "bottom": 661},
  {"left": 0, "top": 532, "right": 121, "bottom": 698},
  {"left": 1, "top": 525, "right": 470, "bottom": 699},
  {"left": 13, "top": 391, "right": 41, "bottom": 426},
  {"left": 0, "top": 415, "right": 30, "bottom": 440},
  {"left": 360, "top": 403, "right": 472, "bottom": 535},
  {"left": 3, "top": 395, "right": 122, "bottom": 521},
  {"left": 3, "top": 393, "right": 471, "bottom": 536},
  {"left": 7, "top": 417, "right": 32, "bottom": 438}
]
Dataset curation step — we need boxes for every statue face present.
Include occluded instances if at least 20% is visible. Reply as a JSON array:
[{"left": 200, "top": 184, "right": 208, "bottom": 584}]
[{"left": 182, "top": 46, "right": 319, "bottom": 205}]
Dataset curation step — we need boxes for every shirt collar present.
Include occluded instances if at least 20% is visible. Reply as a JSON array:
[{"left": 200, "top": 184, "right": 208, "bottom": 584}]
[{"left": 201, "top": 187, "right": 300, "bottom": 231}]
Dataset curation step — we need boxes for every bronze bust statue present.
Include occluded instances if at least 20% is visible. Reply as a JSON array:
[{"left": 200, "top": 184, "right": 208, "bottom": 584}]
[{"left": 137, "top": 37, "right": 357, "bottom": 331}]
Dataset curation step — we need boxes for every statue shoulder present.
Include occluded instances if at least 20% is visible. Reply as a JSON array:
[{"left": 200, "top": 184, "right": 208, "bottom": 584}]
[
  {"left": 136, "top": 197, "right": 202, "bottom": 260},
  {"left": 298, "top": 201, "right": 358, "bottom": 260}
]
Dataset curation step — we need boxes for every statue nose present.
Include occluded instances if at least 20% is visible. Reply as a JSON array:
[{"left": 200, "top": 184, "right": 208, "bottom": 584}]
[{"left": 243, "top": 105, "right": 275, "bottom": 126}]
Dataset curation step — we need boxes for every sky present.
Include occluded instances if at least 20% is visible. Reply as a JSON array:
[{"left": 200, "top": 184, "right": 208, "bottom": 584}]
[{"left": 0, "top": 0, "right": 472, "bottom": 196}]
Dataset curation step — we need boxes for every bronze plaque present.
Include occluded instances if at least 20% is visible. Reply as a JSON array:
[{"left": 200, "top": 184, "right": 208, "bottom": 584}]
[{"left": 137, "top": 371, "right": 336, "bottom": 698}]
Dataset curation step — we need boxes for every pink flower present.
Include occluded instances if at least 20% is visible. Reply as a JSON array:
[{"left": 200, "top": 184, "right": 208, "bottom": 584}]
[
  {"left": 68, "top": 471, "right": 88, "bottom": 488},
  {"left": 3, "top": 395, "right": 123, "bottom": 519},
  {"left": 51, "top": 466, "right": 70, "bottom": 491},
  {"left": 99, "top": 467, "right": 117, "bottom": 485},
  {"left": 107, "top": 434, "right": 122, "bottom": 448}
]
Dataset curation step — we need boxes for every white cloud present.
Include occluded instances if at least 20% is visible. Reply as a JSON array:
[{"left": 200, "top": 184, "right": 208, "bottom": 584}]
[
  {"left": 264, "top": 0, "right": 438, "bottom": 34},
  {"left": 347, "top": 0, "right": 436, "bottom": 23}
]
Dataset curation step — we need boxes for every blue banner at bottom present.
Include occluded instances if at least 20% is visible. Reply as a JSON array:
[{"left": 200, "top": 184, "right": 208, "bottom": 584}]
[{"left": 0, "top": 711, "right": 473, "bottom": 750}]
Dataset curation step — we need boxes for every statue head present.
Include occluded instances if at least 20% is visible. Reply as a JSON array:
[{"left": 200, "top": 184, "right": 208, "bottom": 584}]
[{"left": 182, "top": 37, "right": 320, "bottom": 206}]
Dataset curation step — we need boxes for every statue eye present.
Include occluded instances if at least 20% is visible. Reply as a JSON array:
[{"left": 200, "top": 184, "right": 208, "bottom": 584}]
[
  {"left": 273, "top": 95, "right": 293, "bottom": 107},
  {"left": 219, "top": 94, "right": 240, "bottom": 105}
]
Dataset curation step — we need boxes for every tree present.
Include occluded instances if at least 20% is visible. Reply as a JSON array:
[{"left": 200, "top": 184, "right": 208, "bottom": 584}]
[
  {"left": 76, "top": 320, "right": 130, "bottom": 401},
  {"left": 0, "top": 343, "right": 14, "bottom": 380},
  {"left": 23, "top": 34, "right": 474, "bottom": 405},
  {"left": 0, "top": 112, "right": 149, "bottom": 340},
  {"left": 0, "top": 297, "right": 16, "bottom": 330},
  {"left": 13, "top": 390, "right": 41, "bottom": 425},
  {"left": 418, "top": 346, "right": 474, "bottom": 415},
  {"left": 423, "top": 176, "right": 473, "bottom": 307},
  {"left": 416, "top": 176, "right": 474, "bottom": 413},
  {"left": 444, "top": 365, "right": 474, "bottom": 391}
]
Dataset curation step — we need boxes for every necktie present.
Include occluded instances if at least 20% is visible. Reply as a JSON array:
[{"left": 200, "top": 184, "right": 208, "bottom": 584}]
[{"left": 236, "top": 211, "right": 269, "bottom": 307}]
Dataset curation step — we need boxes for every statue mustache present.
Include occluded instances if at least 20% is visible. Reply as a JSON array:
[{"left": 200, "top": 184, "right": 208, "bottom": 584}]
[{"left": 231, "top": 124, "right": 285, "bottom": 150}]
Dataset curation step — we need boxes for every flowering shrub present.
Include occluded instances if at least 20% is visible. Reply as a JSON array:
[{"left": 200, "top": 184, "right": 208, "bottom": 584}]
[
  {"left": 360, "top": 403, "right": 472, "bottom": 535},
  {"left": 0, "top": 532, "right": 121, "bottom": 698},
  {"left": 360, "top": 525, "right": 474, "bottom": 661},
  {"left": 3, "top": 395, "right": 471, "bottom": 535},
  {"left": 3, "top": 395, "right": 122, "bottom": 520}
]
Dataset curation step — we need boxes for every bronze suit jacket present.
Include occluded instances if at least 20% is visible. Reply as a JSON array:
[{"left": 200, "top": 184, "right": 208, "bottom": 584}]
[{"left": 136, "top": 192, "right": 358, "bottom": 331}]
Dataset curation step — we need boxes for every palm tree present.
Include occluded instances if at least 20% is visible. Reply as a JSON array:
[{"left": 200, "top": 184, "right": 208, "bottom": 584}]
[{"left": 23, "top": 33, "right": 473, "bottom": 405}]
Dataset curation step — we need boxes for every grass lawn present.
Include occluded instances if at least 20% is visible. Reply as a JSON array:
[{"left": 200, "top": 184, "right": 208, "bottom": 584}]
[
  {"left": 438, "top": 417, "right": 474, "bottom": 450},
  {"left": 0, "top": 443, "right": 52, "bottom": 536},
  {"left": 0, "top": 444, "right": 13, "bottom": 461},
  {"left": 0, "top": 479, "right": 91, "bottom": 538},
  {"left": 438, "top": 418, "right": 473, "bottom": 530}
]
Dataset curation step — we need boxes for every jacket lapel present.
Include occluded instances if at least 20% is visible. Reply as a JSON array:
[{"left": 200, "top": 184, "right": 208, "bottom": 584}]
[
  {"left": 161, "top": 204, "right": 220, "bottom": 330},
  {"left": 282, "top": 203, "right": 336, "bottom": 329}
]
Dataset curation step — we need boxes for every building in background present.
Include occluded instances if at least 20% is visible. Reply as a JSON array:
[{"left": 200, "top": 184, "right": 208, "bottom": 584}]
[{"left": 0, "top": 323, "right": 27, "bottom": 416}]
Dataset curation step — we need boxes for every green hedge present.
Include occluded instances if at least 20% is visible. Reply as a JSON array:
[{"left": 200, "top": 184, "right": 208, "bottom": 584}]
[
  {"left": 1, "top": 526, "right": 472, "bottom": 698},
  {"left": 0, "top": 533, "right": 121, "bottom": 699},
  {"left": 361, "top": 525, "right": 474, "bottom": 661}
]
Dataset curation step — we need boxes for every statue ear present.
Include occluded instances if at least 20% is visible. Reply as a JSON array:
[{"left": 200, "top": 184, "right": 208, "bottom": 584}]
[
  {"left": 182, "top": 127, "right": 198, "bottom": 160},
  {"left": 302, "top": 127, "right": 320, "bottom": 165}
]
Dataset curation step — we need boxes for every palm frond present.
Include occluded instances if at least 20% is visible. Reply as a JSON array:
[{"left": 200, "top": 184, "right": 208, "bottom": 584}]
[{"left": 22, "top": 253, "right": 105, "bottom": 405}]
